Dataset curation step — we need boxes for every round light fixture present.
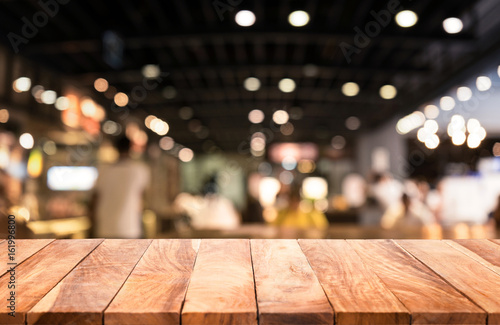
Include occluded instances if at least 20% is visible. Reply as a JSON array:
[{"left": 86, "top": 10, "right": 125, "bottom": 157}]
[
  {"left": 235, "top": 10, "right": 256, "bottom": 27},
  {"left": 443, "top": 17, "right": 463, "bottom": 34},
  {"left": 395, "top": 10, "right": 418, "bottom": 28},
  {"left": 244, "top": 77, "right": 261, "bottom": 91},
  {"left": 341, "top": 82, "right": 360, "bottom": 97},
  {"left": 288, "top": 10, "right": 310, "bottom": 27},
  {"left": 379, "top": 85, "right": 397, "bottom": 99},
  {"left": 278, "top": 78, "right": 296, "bottom": 93}
]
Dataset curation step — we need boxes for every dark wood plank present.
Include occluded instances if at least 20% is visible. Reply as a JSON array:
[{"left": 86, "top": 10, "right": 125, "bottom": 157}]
[
  {"left": 348, "top": 240, "right": 485, "bottom": 324},
  {"left": 299, "top": 239, "right": 409, "bottom": 325},
  {"left": 0, "top": 239, "right": 54, "bottom": 277},
  {"left": 105, "top": 239, "right": 200, "bottom": 325},
  {"left": 251, "top": 239, "right": 333, "bottom": 325},
  {"left": 0, "top": 239, "right": 103, "bottom": 324},
  {"left": 398, "top": 240, "right": 500, "bottom": 324},
  {"left": 27, "top": 239, "right": 152, "bottom": 325},
  {"left": 181, "top": 239, "right": 257, "bottom": 325},
  {"left": 448, "top": 239, "right": 500, "bottom": 276}
]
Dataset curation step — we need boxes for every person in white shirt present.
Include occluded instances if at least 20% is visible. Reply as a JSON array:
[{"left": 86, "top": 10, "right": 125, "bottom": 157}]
[{"left": 91, "top": 137, "right": 150, "bottom": 238}]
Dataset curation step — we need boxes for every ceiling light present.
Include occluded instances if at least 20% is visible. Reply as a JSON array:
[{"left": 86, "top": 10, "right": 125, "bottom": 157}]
[
  {"left": 395, "top": 10, "right": 418, "bottom": 28},
  {"left": 13, "top": 77, "right": 31, "bottom": 93},
  {"left": 273, "top": 110, "right": 289, "bottom": 125},
  {"left": 457, "top": 86, "right": 472, "bottom": 101},
  {"left": 278, "top": 78, "right": 296, "bottom": 93},
  {"left": 443, "top": 17, "right": 463, "bottom": 34},
  {"left": 141, "top": 64, "right": 161, "bottom": 79},
  {"left": 19, "top": 133, "right": 34, "bottom": 149},
  {"left": 114, "top": 92, "right": 129, "bottom": 107},
  {"left": 244, "top": 77, "right": 261, "bottom": 91},
  {"left": 341, "top": 82, "right": 360, "bottom": 97},
  {"left": 288, "top": 10, "right": 310, "bottom": 27},
  {"left": 345, "top": 116, "right": 361, "bottom": 130},
  {"left": 476, "top": 76, "right": 492, "bottom": 92},
  {"left": 40, "top": 90, "right": 57, "bottom": 104},
  {"left": 440, "top": 96, "right": 455, "bottom": 111},
  {"left": 235, "top": 10, "right": 255, "bottom": 27},
  {"left": 424, "top": 105, "right": 439, "bottom": 119},
  {"left": 379, "top": 85, "right": 397, "bottom": 99},
  {"left": 94, "top": 78, "right": 109, "bottom": 92},
  {"left": 248, "top": 109, "right": 264, "bottom": 124}
]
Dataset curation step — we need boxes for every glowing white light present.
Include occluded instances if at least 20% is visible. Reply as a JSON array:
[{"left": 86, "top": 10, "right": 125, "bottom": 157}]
[
  {"left": 467, "top": 119, "right": 481, "bottom": 133},
  {"left": 474, "top": 127, "right": 487, "bottom": 141},
  {"left": 13, "top": 77, "right": 31, "bottom": 93},
  {"left": 278, "top": 78, "right": 296, "bottom": 93},
  {"left": 19, "top": 133, "right": 34, "bottom": 149},
  {"left": 142, "top": 64, "right": 160, "bottom": 79},
  {"left": 380, "top": 85, "right": 397, "bottom": 99},
  {"left": 273, "top": 110, "right": 289, "bottom": 125},
  {"left": 248, "top": 109, "right": 264, "bottom": 124},
  {"left": 425, "top": 134, "right": 440, "bottom": 149},
  {"left": 288, "top": 10, "right": 310, "bottom": 27},
  {"left": 424, "top": 105, "right": 440, "bottom": 119},
  {"left": 476, "top": 76, "right": 492, "bottom": 91},
  {"left": 440, "top": 96, "right": 455, "bottom": 111},
  {"left": 302, "top": 177, "right": 328, "bottom": 200},
  {"left": 81, "top": 98, "right": 97, "bottom": 117},
  {"left": 282, "top": 156, "right": 297, "bottom": 171},
  {"left": 467, "top": 134, "right": 481, "bottom": 149},
  {"left": 443, "top": 17, "right": 463, "bottom": 34},
  {"left": 452, "top": 132, "right": 466, "bottom": 146},
  {"left": 345, "top": 116, "right": 361, "bottom": 130},
  {"left": 235, "top": 10, "right": 256, "bottom": 27},
  {"left": 331, "top": 135, "right": 346, "bottom": 150},
  {"left": 417, "top": 127, "right": 431, "bottom": 142},
  {"left": 179, "top": 148, "right": 194, "bottom": 162},
  {"left": 341, "top": 82, "right": 359, "bottom": 97},
  {"left": 457, "top": 86, "right": 472, "bottom": 101},
  {"left": 395, "top": 10, "right": 418, "bottom": 28},
  {"left": 55, "top": 96, "right": 70, "bottom": 111},
  {"left": 40, "top": 90, "right": 57, "bottom": 104},
  {"left": 244, "top": 77, "right": 261, "bottom": 91},
  {"left": 396, "top": 111, "right": 426, "bottom": 134},
  {"left": 259, "top": 177, "right": 281, "bottom": 207},
  {"left": 424, "top": 120, "right": 439, "bottom": 134}
]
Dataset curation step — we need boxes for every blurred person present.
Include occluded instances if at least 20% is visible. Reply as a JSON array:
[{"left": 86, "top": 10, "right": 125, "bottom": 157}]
[
  {"left": 381, "top": 193, "right": 436, "bottom": 230},
  {"left": 91, "top": 136, "right": 150, "bottom": 238},
  {"left": 273, "top": 185, "right": 328, "bottom": 229}
]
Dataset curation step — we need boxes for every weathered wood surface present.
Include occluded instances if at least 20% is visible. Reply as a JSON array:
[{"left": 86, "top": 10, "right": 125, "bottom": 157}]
[
  {"left": 299, "top": 239, "right": 409, "bottom": 325},
  {"left": 181, "top": 239, "right": 257, "bottom": 325},
  {"left": 2, "top": 239, "right": 500, "bottom": 324},
  {"left": 105, "top": 239, "right": 200, "bottom": 325},
  {"left": 0, "top": 239, "right": 54, "bottom": 277},
  {"left": 252, "top": 239, "right": 333, "bottom": 325},
  {"left": 27, "top": 239, "right": 151, "bottom": 325}
]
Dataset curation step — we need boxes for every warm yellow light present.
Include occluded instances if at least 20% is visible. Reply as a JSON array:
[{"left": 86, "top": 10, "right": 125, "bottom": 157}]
[
  {"left": 379, "top": 85, "right": 397, "bottom": 99},
  {"left": 179, "top": 148, "right": 194, "bottom": 162},
  {"left": 0, "top": 109, "right": 9, "bottom": 123},
  {"left": 288, "top": 10, "right": 310, "bottom": 27},
  {"left": 424, "top": 105, "right": 439, "bottom": 119},
  {"left": 278, "top": 78, "right": 296, "bottom": 93},
  {"left": 114, "top": 92, "right": 129, "bottom": 107},
  {"left": 273, "top": 110, "right": 289, "bottom": 125},
  {"left": 259, "top": 177, "right": 281, "bottom": 207},
  {"left": 94, "top": 78, "right": 109, "bottom": 92},
  {"left": 27, "top": 149, "right": 43, "bottom": 178},
  {"left": 302, "top": 177, "right": 328, "bottom": 200},
  {"left": 395, "top": 10, "right": 418, "bottom": 28},
  {"left": 244, "top": 77, "right": 261, "bottom": 91},
  {"left": 13, "top": 77, "right": 31, "bottom": 93},
  {"left": 341, "top": 82, "right": 359, "bottom": 97}
]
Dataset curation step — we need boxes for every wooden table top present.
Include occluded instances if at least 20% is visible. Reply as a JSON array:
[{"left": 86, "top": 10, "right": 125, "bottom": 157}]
[{"left": 1, "top": 239, "right": 500, "bottom": 325}]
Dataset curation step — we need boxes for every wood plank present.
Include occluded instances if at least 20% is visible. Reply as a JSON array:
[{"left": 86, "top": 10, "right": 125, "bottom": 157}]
[
  {"left": 348, "top": 240, "right": 485, "bottom": 324},
  {"left": 448, "top": 239, "right": 500, "bottom": 276},
  {"left": 299, "top": 239, "right": 409, "bottom": 325},
  {"left": 0, "top": 239, "right": 54, "bottom": 277},
  {"left": 181, "top": 239, "right": 257, "bottom": 325},
  {"left": 491, "top": 239, "right": 500, "bottom": 246},
  {"left": 0, "top": 239, "right": 103, "bottom": 325},
  {"left": 27, "top": 239, "right": 151, "bottom": 325},
  {"left": 105, "top": 239, "right": 200, "bottom": 325},
  {"left": 398, "top": 240, "right": 500, "bottom": 324},
  {"left": 252, "top": 239, "right": 333, "bottom": 325}
]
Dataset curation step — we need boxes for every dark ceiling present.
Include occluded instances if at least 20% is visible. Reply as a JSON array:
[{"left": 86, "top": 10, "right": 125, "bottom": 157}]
[{"left": 2, "top": 0, "right": 500, "bottom": 152}]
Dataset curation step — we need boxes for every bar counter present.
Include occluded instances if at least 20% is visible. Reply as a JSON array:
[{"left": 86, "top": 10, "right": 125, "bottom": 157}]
[{"left": 1, "top": 239, "right": 500, "bottom": 324}]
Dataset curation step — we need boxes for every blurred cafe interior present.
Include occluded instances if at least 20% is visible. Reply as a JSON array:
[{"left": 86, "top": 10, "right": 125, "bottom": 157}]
[{"left": 1, "top": 0, "right": 500, "bottom": 240}]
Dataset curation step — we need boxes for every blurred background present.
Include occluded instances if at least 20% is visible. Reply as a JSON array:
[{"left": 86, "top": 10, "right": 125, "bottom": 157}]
[{"left": 0, "top": 0, "right": 500, "bottom": 239}]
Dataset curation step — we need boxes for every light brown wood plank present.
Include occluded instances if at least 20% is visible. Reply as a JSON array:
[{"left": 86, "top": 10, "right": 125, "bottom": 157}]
[
  {"left": 299, "top": 239, "right": 409, "bottom": 325},
  {"left": 0, "top": 239, "right": 103, "bottom": 325},
  {"left": 398, "top": 240, "right": 500, "bottom": 324},
  {"left": 105, "top": 239, "right": 200, "bottom": 325},
  {"left": 251, "top": 239, "right": 333, "bottom": 325},
  {"left": 27, "top": 239, "right": 152, "bottom": 325},
  {"left": 0, "top": 239, "right": 54, "bottom": 277},
  {"left": 181, "top": 239, "right": 257, "bottom": 325},
  {"left": 348, "top": 240, "right": 485, "bottom": 324},
  {"left": 448, "top": 239, "right": 500, "bottom": 276},
  {"left": 491, "top": 239, "right": 500, "bottom": 246}
]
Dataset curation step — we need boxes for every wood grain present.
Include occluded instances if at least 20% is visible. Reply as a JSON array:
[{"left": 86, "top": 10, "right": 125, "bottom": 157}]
[
  {"left": 348, "top": 240, "right": 485, "bottom": 324},
  {"left": 181, "top": 239, "right": 257, "bottom": 325},
  {"left": 0, "top": 239, "right": 54, "bottom": 277},
  {"left": 251, "top": 239, "right": 333, "bottom": 325},
  {"left": 448, "top": 239, "right": 500, "bottom": 276},
  {"left": 299, "top": 239, "right": 409, "bottom": 325},
  {"left": 398, "top": 239, "right": 500, "bottom": 324},
  {"left": 0, "top": 239, "right": 103, "bottom": 325},
  {"left": 105, "top": 239, "right": 200, "bottom": 325},
  {"left": 27, "top": 239, "right": 151, "bottom": 325}
]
